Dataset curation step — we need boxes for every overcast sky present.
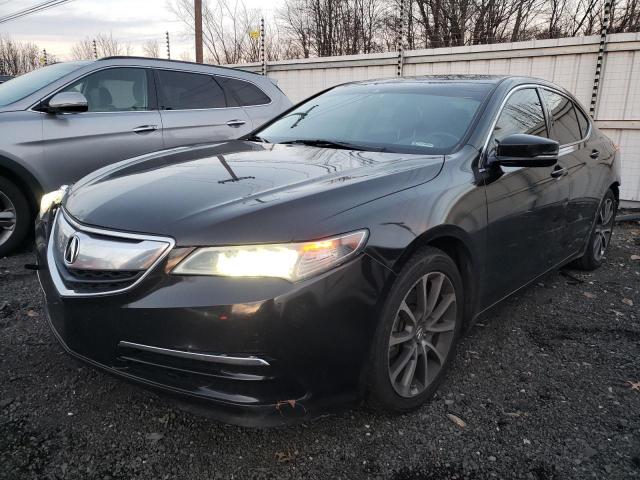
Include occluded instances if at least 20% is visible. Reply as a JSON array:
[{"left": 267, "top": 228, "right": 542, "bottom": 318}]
[{"left": 0, "top": 0, "right": 282, "bottom": 61}]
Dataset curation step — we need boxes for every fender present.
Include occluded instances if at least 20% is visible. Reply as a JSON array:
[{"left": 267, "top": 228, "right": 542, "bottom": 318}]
[{"left": 0, "top": 154, "right": 44, "bottom": 211}]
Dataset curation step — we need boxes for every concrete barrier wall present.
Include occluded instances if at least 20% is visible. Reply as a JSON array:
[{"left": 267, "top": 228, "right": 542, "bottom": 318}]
[{"left": 230, "top": 33, "right": 640, "bottom": 203}]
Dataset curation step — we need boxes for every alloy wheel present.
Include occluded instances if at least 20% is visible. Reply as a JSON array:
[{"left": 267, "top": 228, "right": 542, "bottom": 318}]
[
  {"left": 0, "top": 190, "right": 17, "bottom": 247},
  {"left": 593, "top": 197, "right": 615, "bottom": 262},
  {"left": 388, "top": 272, "right": 457, "bottom": 398}
]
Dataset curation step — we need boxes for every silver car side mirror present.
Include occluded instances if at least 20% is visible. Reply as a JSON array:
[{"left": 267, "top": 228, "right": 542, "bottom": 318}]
[{"left": 48, "top": 92, "right": 88, "bottom": 114}]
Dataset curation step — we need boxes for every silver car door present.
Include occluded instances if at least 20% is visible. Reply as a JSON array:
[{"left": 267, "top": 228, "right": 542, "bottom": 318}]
[{"left": 41, "top": 67, "right": 163, "bottom": 189}]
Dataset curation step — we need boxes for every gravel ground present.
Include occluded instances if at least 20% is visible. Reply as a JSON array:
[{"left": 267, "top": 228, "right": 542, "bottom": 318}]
[{"left": 1, "top": 222, "right": 639, "bottom": 480}]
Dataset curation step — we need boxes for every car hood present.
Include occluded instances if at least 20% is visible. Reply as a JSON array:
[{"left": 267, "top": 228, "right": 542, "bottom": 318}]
[{"left": 64, "top": 141, "right": 444, "bottom": 246}]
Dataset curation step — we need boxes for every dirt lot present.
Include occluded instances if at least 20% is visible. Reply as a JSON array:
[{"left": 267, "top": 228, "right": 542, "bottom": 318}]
[{"left": 1, "top": 222, "right": 639, "bottom": 480}]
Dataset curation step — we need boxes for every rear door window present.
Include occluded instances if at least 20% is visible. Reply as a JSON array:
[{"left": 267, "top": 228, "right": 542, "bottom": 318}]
[
  {"left": 491, "top": 88, "right": 548, "bottom": 145},
  {"left": 540, "top": 89, "right": 582, "bottom": 145},
  {"left": 156, "top": 70, "right": 226, "bottom": 110},
  {"left": 217, "top": 76, "right": 271, "bottom": 106}
]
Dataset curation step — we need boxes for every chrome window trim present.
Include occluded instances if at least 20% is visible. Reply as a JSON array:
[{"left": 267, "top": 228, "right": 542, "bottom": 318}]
[
  {"left": 481, "top": 83, "right": 592, "bottom": 168},
  {"left": 118, "top": 341, "right": 270, "bottom": 367},
  {"left": 47, "top": 208, "right": 175, "bottom": 297}
]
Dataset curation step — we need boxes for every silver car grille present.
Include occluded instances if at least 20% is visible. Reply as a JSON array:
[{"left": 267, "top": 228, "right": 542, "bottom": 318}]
[{"left": 47, "top": 210, "right": 175, "bottom": 296}]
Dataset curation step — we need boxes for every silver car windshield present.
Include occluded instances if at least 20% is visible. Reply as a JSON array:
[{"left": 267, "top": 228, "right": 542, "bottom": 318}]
[{"left": 0, "top": 61, "right": 90, "bottom": 107}]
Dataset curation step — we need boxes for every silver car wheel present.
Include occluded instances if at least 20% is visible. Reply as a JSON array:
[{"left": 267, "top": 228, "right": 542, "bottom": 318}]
[
  {"left": 387, "top": 272, "right": 457, "bottom": 398},
  {"left": 593, "top": 197, "right": 615, "bottom": 262},
  {"left": 0, "top": 190, "right": 17, "bottom": 247}
]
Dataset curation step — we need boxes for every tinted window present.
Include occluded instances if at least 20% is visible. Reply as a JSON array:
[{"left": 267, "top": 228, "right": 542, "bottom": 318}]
[
  {"left": 575, "top": 104, "right": 591, "bottom": 138},
  {"left": 257, "top": 83, "right": 492, "bottom": 154},
  {"left": 541, "top": 89, "right": 582, "bottom": 145},
  {"left": 63, "top": 68, "right": 148, "bottom": 112},
  {"left": 217, "top": 76, "right": 270, "bottom": 106},
  {"left": 0, "top": 61, "right": 89, "bottom": 107},
  {"left": 157, "top": 70, "right": 225, "bottom": 110},
  {"left": 491, "top": 88, "right": 547, "bottom": 146}
]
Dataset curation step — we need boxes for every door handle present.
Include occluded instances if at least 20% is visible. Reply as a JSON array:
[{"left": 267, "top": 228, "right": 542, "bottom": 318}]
[
  {"left": 550, "top": 166, "right": 568, "bottom": 178},
  {"left": 133, "top": 125, "right": 158, "bottom": 134},
  {"left": 226, "top": 120, "right": 247, "bottom": 128},
  {"left": 590, "top": 149, "right": 600, "bottom": 159}
]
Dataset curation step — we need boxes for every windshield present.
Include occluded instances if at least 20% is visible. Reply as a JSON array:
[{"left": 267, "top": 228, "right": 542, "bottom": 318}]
[
  {"left": 0, "top": 61, "right": 90, "bottom": 107},
  {"left": 256, "top": 82, "right": 493, "bottom": 154}
]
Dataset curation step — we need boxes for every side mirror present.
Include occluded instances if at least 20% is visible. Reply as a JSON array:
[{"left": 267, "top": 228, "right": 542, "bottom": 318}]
[
  {"left": 491, "top": 134, "right": 559, "bottom": 168},
  {"left": 47, "top": 92, "right": 88, "bottom": 114}
]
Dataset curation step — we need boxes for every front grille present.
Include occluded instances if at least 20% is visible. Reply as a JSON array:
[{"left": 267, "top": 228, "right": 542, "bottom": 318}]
[
  {"left": 68, "top": 268, "right": 141, "bottom": 281},
  {"left": 48, "top": 210, "right": 174, "bottom": 297},
  {"left": 60, "top": 268, "right": 144, "bottom": 294}
]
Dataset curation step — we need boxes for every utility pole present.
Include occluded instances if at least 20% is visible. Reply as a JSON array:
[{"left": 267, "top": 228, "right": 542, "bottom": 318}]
[
  {"left": 195, "top": 0, "right": 203, "bottom": 63},
  {"left": 92, "top": 39, "right": 98, "bottom": 59},
  {"left": 42, "top": 49, "right": 47, "bottom": 66},
  {"left": 166, "top": 31, "right": 171, "bottom": 60}
]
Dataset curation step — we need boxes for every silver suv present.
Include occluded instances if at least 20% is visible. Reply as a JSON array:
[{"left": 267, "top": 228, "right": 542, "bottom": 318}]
[{"left": 0, "top": 57, "right": 291, "bottom": 255}]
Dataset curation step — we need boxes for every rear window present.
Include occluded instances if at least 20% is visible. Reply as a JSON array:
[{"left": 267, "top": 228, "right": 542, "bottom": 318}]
[
  {"left": 257, "top": 82, "right": 492, "bottom": 154},
  {"left": 156, "top": 70, "right": 226, "bottom": 110},
  {"left": 217, "top": 76, "right": 271, "bottom": 106}
]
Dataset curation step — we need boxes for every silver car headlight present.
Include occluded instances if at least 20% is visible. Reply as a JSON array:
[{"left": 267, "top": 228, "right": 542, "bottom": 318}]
[{"left": 172, "top": 230, "right": 368, "bottom": 282}]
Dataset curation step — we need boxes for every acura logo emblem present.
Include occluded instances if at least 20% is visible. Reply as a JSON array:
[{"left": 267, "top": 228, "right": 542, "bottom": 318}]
[{"left": 64, "top": 235, "right": 80, "bottom": 265}]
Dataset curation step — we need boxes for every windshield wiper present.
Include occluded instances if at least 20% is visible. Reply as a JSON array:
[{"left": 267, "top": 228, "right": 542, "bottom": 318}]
[
  {"left": 278, "top": 139, "right": 384, "bottom": 152},
  {"left": 246, "top": 134, "right": 269, "bottom": 144}
]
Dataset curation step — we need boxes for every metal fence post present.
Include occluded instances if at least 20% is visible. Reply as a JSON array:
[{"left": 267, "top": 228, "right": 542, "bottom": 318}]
[
  {"left": 397, "top": 0, "right": 405, "bottom": 77},
  {"left": 590, "top": 0, "right": 613, "bottom": 118}
]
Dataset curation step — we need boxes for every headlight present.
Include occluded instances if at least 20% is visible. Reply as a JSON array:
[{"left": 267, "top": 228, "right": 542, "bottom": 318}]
[
  {"left": 172, "top": 230, "right": 368, "bottom": 281},
  {"left": 39, "top": 185, "right": 68, "bottom": 218}
]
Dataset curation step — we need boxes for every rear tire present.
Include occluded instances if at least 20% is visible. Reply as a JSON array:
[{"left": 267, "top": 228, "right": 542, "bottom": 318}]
[
  {"left": 572, "top": 189, "right": 617, "bottom": 271},
  {"left": 0, "top": 177, "right": 31, "bottom": 257},
  {"left": 367, "top": 247, "right": 464, "bottom": 413}
]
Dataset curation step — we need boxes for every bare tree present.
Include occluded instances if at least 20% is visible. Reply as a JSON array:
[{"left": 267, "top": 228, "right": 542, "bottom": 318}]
[
  {"left": 143, "top": 39, "right": 161, "bottom": 58},
  {"left": 166, "top": 0, "right": 640, "bottom": 63},
  {"left": 71, "top": 33, "right": 132, "bottom": 60},
  {"left": 171, "top": 0, "right": 265, "bottom": 64},
  {"left": 0, "top": 37, "right": 40, "bottom": 75}
]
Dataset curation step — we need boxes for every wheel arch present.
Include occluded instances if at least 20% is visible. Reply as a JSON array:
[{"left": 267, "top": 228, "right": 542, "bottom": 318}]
[
  {"left": 0, "top": 155, "right": 43, "bottom": 214},
  {"left": 609, "top": 181, "right": 620, "bottom": 204},
  {"left": 392, "top": 225, "right": 478, "bottom": 325}
]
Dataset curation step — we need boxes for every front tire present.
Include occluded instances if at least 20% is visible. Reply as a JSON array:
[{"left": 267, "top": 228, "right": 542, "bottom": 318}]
[
  {"left": 367, "top": 247, "right": 464, "bottom": 413},
  {"left": 0, "top": 177, "right": 31, "bottom": 257},
  {"left": 573, "top": 189, "right": 617, "bottom": 271}
]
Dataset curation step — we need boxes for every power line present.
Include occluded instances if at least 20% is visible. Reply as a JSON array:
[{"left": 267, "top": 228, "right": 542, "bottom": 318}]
[{"left": 0, "top": 0, "right": 76, "bottom": 25}]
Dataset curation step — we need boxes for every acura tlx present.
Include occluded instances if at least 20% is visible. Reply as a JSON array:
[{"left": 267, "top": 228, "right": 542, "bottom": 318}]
[{"left": 36, "top": 76, "right": 620, "bottom": 426}]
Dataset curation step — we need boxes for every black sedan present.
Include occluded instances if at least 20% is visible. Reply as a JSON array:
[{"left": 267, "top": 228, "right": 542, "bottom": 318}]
[{"left": 36, "top": 75, "right": 620, "bottom": 426}]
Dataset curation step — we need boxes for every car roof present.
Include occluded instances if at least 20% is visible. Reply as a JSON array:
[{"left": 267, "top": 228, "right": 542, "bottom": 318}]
[
  {"left": 340, "top": 75, "right": 575, "bottom": 98},
  {"left": 353, "top": 74, "right": 510, "bottom": 85}
]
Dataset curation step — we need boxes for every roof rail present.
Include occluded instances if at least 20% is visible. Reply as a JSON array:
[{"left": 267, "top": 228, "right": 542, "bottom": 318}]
[{"left": 97, "top": 56, "right": 254, "bottom": 75}]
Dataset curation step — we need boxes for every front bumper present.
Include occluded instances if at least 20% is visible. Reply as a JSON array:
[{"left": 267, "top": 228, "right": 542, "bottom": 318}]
[{"left": 36, "top": 210, "right": 394, "bottom": 426}]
